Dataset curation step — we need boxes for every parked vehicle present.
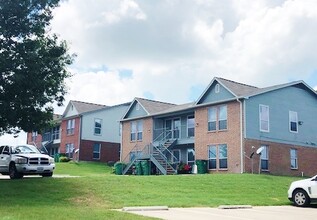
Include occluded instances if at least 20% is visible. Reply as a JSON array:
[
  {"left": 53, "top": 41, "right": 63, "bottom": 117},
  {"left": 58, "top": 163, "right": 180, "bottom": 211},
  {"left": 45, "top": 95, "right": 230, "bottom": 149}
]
[
  {"left": 0, "top": 145, "right": 55, "bottom": 179},
  {"left": 288, "top": 175, "right": 317, "bottom": 207}
]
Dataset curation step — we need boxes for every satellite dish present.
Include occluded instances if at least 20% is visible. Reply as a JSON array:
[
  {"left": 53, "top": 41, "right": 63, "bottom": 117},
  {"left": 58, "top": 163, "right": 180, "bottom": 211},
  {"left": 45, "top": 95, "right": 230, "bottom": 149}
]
[{"left": 256, "top": 147, "right": 264, "bottom": 155}]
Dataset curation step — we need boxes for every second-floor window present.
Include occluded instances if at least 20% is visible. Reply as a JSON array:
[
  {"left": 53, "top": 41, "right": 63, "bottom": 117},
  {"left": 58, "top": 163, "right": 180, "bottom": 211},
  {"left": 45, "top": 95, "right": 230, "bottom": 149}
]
[
  {"left": 52, "top": 126, "right": 60, "bottom": 140},
  {"left": 32, "top": 131, "right": 38, "bottom": 142},
  {"left": 259, "top": 105, "right": 269, "bottom": 132},
  {"left": 187, "top": 115, "right": 195, "bottom": 137},
  {"left": 130, "top": 120, "right": 143, "bottom": 141},
  {"left": 94, "top": 118, "right": 102, "bottom": 135},
  {"left": 208, "top": 105, "right": 227, "bottom": 131},
  {"left": 67, "top": 119, "right": 75, "bottom": 135},
  {"left": 289, "top": 111, "right": 298, "bottom": 133}
]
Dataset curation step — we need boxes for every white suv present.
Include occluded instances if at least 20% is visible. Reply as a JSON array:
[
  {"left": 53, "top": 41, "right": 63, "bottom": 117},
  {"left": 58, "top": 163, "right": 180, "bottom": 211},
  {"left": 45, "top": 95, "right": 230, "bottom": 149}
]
[
  {"left": 0, "top": 145, "right": 55, "bottom": 179},
  {"left": 288, "top": 175, "right": 317, "bottom": 207}
]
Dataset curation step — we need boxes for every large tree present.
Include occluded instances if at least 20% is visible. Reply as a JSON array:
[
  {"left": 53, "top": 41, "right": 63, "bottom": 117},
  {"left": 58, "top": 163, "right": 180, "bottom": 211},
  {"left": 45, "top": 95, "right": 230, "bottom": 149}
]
[{"left": 0, "top": 0, "right": 73, "bottom": 135}]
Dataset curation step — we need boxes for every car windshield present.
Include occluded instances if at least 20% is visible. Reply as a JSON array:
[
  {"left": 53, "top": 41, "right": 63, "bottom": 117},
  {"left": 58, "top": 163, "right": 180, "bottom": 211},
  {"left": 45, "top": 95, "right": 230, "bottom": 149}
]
[{"left": 12, "top": 145, "right": 40, "bottom": 154}]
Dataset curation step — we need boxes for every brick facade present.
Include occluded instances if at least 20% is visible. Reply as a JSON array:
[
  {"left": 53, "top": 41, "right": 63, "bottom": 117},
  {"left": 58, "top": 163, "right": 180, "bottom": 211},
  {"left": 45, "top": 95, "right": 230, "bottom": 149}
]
[
  {"left": 121, "top": 117, "right": 153, "bottom": 162},
  {"left": 60, "top": 117, "right": 81, "bottom": 154},
  {"left": 79, "top": 140, "right": 120, "bottom": 163},
  {"left": 195, "top": 101, "right": 242, "bottom": 173},
  {"left": 26, "top": 132, "right": 43, "bottom": 147},
  {"left": 244, "top": 139, "right": 317, "bottom": 177}
]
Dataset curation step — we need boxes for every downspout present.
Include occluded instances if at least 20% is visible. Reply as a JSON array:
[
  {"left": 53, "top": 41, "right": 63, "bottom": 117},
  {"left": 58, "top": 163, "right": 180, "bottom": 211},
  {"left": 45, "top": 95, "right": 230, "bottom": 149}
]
[
  {"left": 237, "top": 98, "right": 244, "bottom": 173},
  {"left": 120, "top": 121, "right": 123, "bottom": 162},
  {"left": 78, "top": 115, "right": 82, "bottom": 162}
]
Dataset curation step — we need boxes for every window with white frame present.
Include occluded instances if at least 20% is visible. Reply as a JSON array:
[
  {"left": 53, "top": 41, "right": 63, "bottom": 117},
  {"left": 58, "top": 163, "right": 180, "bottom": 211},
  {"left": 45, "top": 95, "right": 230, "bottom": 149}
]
[
  {"left": 208, "top": 145, "right": 217, "bottom": 169},
  {"left": 66, "top": 143, "right": 74, "bottom": 158},
  {"left": 215, "top": 83, "right": 220, "bottom": 93},
  {"left": 259, "top": 105, "right": 269, "bottom": 132},
  {"left": 94, "top": 118, "right": 102, "bottom": 135},
  {"left": 289, "top": 111, "right": 298, "bottom": 133},
  {"left": 208, "top": 144, "right": 228, "bottom": 169},
  {"left": 187, "top": 115, "right": 195, "bottom": 138},
  {"left": 32, "top": 131, "right": 38, "bottom": 142},
  {"left": 208, "top": 107, "right": 217, "bottom": 131},
  {"left": 187, "top": 149, "right": 195, "bottom": 167},
  {"left": 66, "top": 119, "right": 75, "bottom": 135},
  {"left": 219, "top": 105, "right": 227, "bottom": 130},
  {"left": 260, "top": 145, "right": 269, "bottom": 170},
  {"left": 172, "top": 149, "right": 181, "bottom": 163},
  {"left": 290, "top": 149, "right": 298, "bottom": 169},
  {"left": 130, "top": 120, "right": 143, "bottom": 141},
  {"left": 93, "top": 143, "right": 101, "bottom": 160}
]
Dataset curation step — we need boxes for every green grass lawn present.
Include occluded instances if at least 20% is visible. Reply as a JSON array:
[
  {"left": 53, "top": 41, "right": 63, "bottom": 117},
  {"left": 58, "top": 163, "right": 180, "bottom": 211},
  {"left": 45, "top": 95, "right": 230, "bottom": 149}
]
[{"left": 0, "top": 161, "right": 302, "bottom": 220}]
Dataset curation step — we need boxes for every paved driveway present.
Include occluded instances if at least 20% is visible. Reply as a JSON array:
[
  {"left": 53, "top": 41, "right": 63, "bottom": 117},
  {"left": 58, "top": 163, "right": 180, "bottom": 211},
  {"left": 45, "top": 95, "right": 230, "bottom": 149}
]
[{"left": 125, "top": 206, "right": 317, "bottom": 220}]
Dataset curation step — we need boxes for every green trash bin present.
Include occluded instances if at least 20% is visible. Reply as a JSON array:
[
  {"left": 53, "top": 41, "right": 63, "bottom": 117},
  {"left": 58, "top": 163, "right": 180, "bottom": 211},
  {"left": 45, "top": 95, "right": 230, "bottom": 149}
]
[
  {"left": 196, "top": 160, "right": 207, "bottom": 174},
  {"left": 141, "top": 160, "right": 150, "bottom": 175},
  {"left": 54, "top": 153, "right": 60, "bottom": 163},
  {"left": 135, "top": 161, "right": 143, "bottom": 175},
  {"left": 114, "top": 162, "right": 125, "bottom": 175}
]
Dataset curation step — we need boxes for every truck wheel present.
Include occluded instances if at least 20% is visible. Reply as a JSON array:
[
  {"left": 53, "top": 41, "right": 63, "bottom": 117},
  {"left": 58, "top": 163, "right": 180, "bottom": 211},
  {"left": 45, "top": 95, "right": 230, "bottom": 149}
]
[
  {"left": 9, "top": 163, "right": 23, "bottom": 179},
  {"left": 293, "top": 189, "right": 310, "bottom": 207}
]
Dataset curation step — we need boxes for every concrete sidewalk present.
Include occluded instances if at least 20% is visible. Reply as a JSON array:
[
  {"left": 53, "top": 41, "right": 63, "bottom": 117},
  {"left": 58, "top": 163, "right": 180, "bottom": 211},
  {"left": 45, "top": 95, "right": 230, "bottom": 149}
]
[{"left": 124, "top": 206, "right": 317, "bottom": 220}]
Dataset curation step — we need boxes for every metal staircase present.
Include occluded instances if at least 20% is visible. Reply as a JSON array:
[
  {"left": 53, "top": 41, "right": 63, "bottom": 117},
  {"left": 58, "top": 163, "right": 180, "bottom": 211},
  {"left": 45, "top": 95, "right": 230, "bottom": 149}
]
[{"left": 122, "top": 132, "right": 178, "bottom": 175}]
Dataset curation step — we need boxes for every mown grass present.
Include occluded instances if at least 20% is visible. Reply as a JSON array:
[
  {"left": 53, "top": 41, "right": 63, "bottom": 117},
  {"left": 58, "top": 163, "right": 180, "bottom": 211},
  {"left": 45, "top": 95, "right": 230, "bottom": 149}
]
[{"left": 0, "top": 162, "right": 302, "bottom": 219}]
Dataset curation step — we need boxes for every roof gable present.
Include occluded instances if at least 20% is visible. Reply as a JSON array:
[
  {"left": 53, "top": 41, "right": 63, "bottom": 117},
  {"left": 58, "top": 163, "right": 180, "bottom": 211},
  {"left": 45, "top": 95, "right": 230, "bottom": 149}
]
[
  {"left": 63, "top": 100, "right": 106, "bottom": 118},
  {"left": 122, "top": 98, "right": 176, "bottom": 120}
]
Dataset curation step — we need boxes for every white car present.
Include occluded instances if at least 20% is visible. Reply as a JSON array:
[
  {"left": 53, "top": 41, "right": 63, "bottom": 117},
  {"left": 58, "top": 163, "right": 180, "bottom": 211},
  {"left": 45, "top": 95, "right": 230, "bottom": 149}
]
[
  {"left": 288, "top": 175, "right": 317, "bottom": 207},
  {"left": 0, "top": 145, "right": 55, "bottom": 179}
]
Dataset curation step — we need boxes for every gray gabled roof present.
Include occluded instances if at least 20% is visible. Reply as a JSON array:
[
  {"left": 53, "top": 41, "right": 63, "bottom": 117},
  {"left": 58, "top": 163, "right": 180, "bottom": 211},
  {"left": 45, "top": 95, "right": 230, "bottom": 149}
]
[
  {"left": 71, "top": 100, "right": 107, "bottom": 114},
  {"left": 216, "top": 77, "right": 260, "bottom": 97},
  {"left": 136, "top": 97, "right": 176, "bottom": 115}
]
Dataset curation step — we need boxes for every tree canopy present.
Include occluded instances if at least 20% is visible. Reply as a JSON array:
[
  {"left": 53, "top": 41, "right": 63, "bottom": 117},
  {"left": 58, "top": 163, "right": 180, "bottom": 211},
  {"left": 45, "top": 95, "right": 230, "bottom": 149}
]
[{"left": 0, "top": 0, "right": 74, "bottom": 135}]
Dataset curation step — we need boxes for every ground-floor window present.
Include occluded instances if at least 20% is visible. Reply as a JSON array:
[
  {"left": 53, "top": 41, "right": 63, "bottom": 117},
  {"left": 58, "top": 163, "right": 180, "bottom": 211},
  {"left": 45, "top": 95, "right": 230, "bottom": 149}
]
[
  {"left": 93, "top": 143, "right": 101, "bottom": 160},
  {"left": 208, "top": 144, "right": 228, "bottom": 170},
  {"left": 260, "top": 145, "right": 269, "bottom": 171},
  {"left": 66, "top": 143, "right": 74, "bottom": 158},
  {"left": 187, "top": 149, "right": 195, "bottom": 167},
  {"left": 290, "top": 149, "right": 298, "bottom": 169}
]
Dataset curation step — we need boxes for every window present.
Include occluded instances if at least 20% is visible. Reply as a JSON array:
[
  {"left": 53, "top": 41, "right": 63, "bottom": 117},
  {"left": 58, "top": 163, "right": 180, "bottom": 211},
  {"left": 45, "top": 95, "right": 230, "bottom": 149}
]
[
  {"left": 260, "top": 145, "right": 269, "bottom": 170},
  {"left": 215, "top": 83, "right": 220, "bottom": 93},
  {"left": 259, "top": 105, "right": 269, "bottom": 132},
  {"left": 137, "top": 121, "right": 143, "bottom": 140},
  {"left": 93, "top": 143, "right": 101, "bottom": 160},
  {"left": 173, "top": 118, "right": 181, "bottom": 139},
  {"left": 290, "top": 149, "right": 298, "bottom": 169},
  {"left": 219, "top": 144, "right": 228, "bottom": 169},
  {"left": 67, "top": 119, "right": 75, "bottom": 135},
  {"left": 52, "top": 126, "right": 60, "bottom": 140},
  {"left": 208, "top": 145, "right": 217, "bottom": 169},
  {"left": 208, "top": 105, "right": 227, "bottom": 131},
  {"left": 66, "top": 143, "right": 74, "bottom": 158},
  {"left": 187, "top": 115, "right": 195, "bottom": 138},
  {"left": 94, "top": 118, "right": 102, "bottom": 135},
  {"left": 219, "top": 105, "right": 227, "bottom": 130},
  {"left": 187, "top": 149, "right": 195, "bottom": 167},
  {"left": 172, "top": 149, "right": 181, "bottom": 163},
  {"left": 289, "top": 111, "right": 298, "bottom": 133},
  {"left": 32, "top": 131, "right": 38, "bottom": 142},
  {"left": 208, "top": 144, "right": 228, "bottom": 169},
  {"left": 136, "top": 102, "right": 140, "bottom": 111},
  {"left": 130, "top": 120, "right": 143, "bottom": 141},
  {"left": 208, "top": 107, "right": 217, "bottom": 131}
]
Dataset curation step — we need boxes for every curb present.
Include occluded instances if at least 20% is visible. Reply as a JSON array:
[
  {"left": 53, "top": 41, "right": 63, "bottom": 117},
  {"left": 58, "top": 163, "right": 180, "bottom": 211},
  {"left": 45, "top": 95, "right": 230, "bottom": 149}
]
[
  {"left": 122, "top": 206, "right": 169, "bottom": 211},
  {"left": 218, "top": 205, "right": 252, "bottom": 209}
]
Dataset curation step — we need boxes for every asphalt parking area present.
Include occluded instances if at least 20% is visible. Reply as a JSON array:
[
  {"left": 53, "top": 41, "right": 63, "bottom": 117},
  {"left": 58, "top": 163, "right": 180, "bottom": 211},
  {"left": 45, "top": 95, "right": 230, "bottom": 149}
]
[{"left": 124, "top": 206, "right": 317, "bottom": 220}]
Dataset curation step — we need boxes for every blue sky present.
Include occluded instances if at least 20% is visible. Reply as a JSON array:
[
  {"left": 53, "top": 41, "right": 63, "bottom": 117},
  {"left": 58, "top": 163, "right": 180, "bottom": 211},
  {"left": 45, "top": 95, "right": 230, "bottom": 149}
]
[{"left": 1, "top": 0, "right": 317, "bottom": 145}]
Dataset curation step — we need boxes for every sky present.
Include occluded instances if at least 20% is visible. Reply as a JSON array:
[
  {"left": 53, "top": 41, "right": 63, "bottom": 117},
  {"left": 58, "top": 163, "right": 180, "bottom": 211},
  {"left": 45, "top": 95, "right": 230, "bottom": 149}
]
[{"left": 1, "top": 0, "right": 317, "bottom": 145}]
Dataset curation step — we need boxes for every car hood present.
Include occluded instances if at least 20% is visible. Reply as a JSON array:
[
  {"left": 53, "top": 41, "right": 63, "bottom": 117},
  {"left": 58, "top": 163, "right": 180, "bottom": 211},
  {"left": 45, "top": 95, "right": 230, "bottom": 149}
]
[{"left": 14, "top": 153, "right": 52, "bottom": 159}]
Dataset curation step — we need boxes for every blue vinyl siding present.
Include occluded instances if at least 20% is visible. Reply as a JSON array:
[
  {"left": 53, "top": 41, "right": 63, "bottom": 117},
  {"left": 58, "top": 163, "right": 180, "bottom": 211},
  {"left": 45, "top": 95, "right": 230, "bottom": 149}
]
[
  {"left": 197, "top": 82, "right": 235, "bottom": 104},
  {"left": 245, "top": 85, "right": 317, "bottom": 147},
  {"left": 124, "top": 101, "right": 148, "bottom": 119}
]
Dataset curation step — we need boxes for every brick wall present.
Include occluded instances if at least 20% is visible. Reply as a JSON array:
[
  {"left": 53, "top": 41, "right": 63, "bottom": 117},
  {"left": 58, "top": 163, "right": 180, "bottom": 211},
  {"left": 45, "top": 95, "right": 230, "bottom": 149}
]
[
  {"left": 244, "top": 139, "right": 317, "bottom": 177},
  {"left": 121, "top": 117, "right": 153, "bottom": 162},
  {"left": 195, "top": 101, "right": 242, "bottom": 173},
  {"left": 79, "top": 139, "right": 120, "bottom": 163},
  {"left": 26, "top": 132, "right": 42, "bottom": 146},
  {"left": 60, "top": 117, "right": 81, "bottom": 154}
]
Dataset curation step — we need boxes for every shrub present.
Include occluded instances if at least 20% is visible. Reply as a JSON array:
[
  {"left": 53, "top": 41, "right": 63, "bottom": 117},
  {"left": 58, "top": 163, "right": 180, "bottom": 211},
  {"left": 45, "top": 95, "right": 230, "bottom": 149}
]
[{"left": 59, "top": 156, "right": 71, "bottom": 162}]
